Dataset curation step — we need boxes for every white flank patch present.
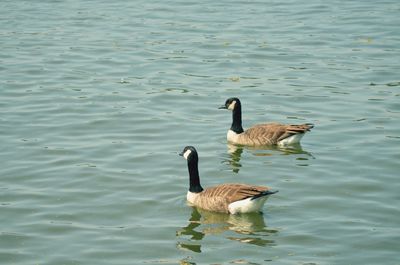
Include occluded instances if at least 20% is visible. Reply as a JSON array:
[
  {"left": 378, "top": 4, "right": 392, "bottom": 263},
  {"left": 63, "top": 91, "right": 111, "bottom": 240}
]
[
  {"left": 278, "top": 133, "right": 304, "bottom": 146},
  {"left": 228, "top": 100, "right": 236, "bottom": 110},
  {"left": 183, "top": 149, "right": 192, "bottom": 160},
  {"left": 227, "top": 129, "right": 240, "bottom": 143},
  {"left": 186, "top": 191, "right": 198, "bottom": 204},
  {"left": 228, "top": 196, "right": 269, "bottom": 214}
]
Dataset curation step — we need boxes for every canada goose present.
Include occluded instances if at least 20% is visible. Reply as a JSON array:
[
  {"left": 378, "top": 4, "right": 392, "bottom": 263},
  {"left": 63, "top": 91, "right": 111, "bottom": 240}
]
[
  {"left": 219, "top": 97, "right": 314, "bottom": 146},
  {"left": 179, "top": 146, "right": 278, "bottom": 214}
]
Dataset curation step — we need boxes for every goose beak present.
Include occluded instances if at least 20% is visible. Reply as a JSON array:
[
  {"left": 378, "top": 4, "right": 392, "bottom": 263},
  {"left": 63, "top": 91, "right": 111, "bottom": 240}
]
[
  {"left": 178, "top": 151, "right": 184, "bottom": 156},
  {"left": 218, "top": 105, "right": 227, "bottom": 109}
]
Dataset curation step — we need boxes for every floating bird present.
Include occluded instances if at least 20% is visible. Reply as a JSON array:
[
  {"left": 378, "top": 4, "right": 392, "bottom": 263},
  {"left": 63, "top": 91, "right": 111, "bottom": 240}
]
[
  {"left": 179, "top": 146, "right": 278, "bottom": 214},
  {"left": 219, "top": 97, "right": 314, "bottom": 146}
]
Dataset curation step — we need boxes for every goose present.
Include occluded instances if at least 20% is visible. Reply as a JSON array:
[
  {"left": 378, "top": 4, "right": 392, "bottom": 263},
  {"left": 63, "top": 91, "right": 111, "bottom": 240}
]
[
  {"left": 219, "top": 97, "right": 314, "bottom": 146},
  {"left": 179, "top": 146, "right": 278, "bottom": 214}
]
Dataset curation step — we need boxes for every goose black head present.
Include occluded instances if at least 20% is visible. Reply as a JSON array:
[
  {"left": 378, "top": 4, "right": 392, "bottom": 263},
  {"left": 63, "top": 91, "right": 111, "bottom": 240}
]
[
  {"left": 219, "top": 97, "right": 241, "bottom": 111},
  {"left": 179, "top": 146, "right": 198, "bottom": 162}
]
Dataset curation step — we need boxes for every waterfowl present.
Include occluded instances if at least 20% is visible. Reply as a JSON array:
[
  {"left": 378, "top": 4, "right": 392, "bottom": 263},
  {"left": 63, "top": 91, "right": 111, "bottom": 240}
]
[
  {"left": 219, "top": 97, "right": 314, "bottom": 146},
  {"left": 179, "top": 146, "right": 278, "bottom": 214}
]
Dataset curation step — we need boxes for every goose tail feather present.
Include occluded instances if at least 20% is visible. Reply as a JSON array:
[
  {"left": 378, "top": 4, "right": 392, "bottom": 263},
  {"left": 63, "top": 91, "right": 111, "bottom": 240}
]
[
  {"left": 251, "top": 190, "right": 279, "bottom": 200},
  {"left": 305, "top": 123, "right": 314, "bottom": 130}
]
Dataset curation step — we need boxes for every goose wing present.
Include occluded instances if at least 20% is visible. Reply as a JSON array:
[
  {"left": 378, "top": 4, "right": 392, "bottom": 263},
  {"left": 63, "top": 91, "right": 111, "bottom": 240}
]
[
  {"left": 196, "top": 184, "right": 271, "bottom": 213},
  {"left": 244, "top": 123, "right": 313, "bottom": 144}
]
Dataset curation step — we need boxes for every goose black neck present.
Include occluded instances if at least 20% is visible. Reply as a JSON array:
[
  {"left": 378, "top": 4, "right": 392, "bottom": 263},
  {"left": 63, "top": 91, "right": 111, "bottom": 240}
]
[
  {"left": 187, "top": 156, "right": 203, "bottom": 193},
  {"left": 231, "top": 103, "right": 244, "bottom": 134}
]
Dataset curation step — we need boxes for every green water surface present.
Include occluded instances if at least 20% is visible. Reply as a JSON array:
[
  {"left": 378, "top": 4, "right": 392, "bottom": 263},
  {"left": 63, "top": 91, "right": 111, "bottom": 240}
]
[{"left": 1, "top": 0, "right": 399, "bottom": 264}]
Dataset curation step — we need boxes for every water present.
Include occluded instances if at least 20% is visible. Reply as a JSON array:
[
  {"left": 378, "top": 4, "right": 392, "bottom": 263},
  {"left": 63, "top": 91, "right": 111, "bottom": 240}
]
[{"left": 1, "top": 0, "right": 399, "bottom": 264}]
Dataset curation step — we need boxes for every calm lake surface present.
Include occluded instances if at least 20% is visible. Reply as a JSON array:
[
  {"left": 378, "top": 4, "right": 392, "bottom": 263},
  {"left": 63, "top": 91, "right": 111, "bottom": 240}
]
[{"left": 1, "top": 0, "right": 399, "bottom": 264}]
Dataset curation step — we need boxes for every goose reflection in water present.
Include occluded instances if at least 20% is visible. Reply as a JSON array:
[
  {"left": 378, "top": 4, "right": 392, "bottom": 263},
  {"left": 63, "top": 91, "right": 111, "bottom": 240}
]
[
  {"left": 176, "top": 207, "right": 278, "bottom": 253},
  {"left": 222, "top": 143, "right": 314, "bottom": 173}
]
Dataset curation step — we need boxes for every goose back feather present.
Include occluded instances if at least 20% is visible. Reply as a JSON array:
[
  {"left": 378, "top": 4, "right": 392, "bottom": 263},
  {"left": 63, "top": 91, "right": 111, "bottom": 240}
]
[
  {"left": 229, "top": 122, "right": 314, "bottom": 146},
  {"left": 187, "top": 183, "right": 276, "bottom": 213}
]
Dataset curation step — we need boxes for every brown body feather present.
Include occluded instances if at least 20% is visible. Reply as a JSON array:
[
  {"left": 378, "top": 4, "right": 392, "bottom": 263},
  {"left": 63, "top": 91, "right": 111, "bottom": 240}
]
[
  {"left": 189, "top": 183, "right": 271, "bottom": 213},
  {"left": 232, "top": 123, "right": 313, "bottom": 146}
]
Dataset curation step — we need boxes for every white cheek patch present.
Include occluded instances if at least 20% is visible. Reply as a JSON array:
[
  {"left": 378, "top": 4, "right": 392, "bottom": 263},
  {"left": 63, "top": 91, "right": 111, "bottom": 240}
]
[
  {"left": 228, "top": 100, "right": 236, "bottom": 110},
  {"left": 183, "top": 149, "right": 192, "bottom": 160}
]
